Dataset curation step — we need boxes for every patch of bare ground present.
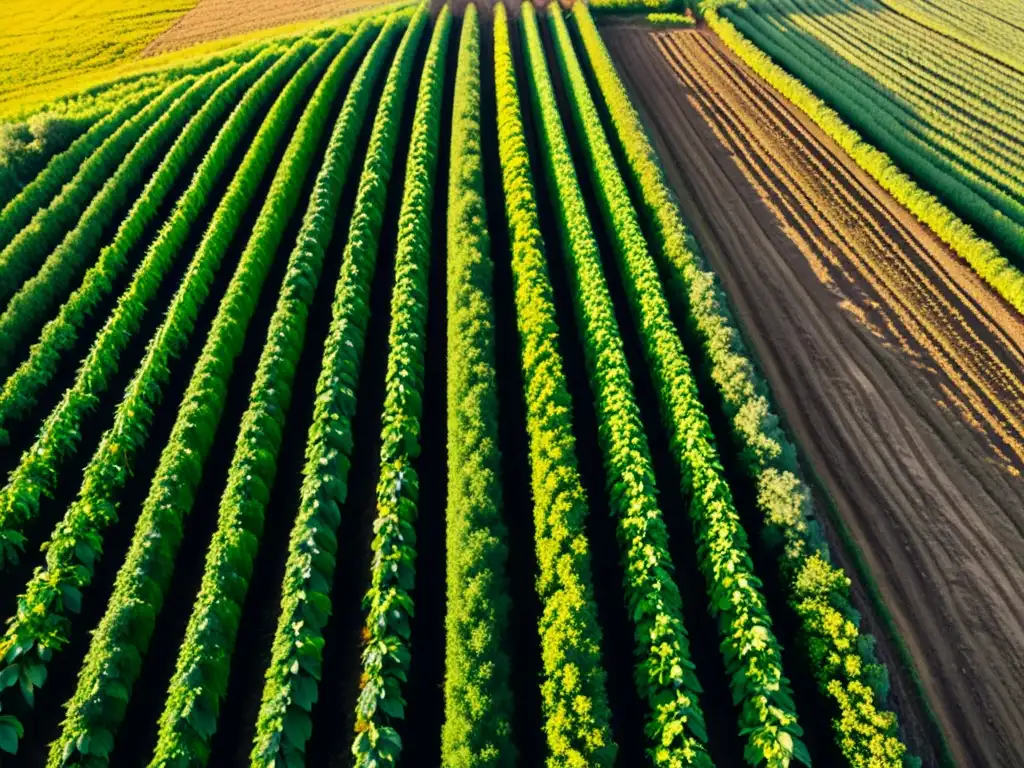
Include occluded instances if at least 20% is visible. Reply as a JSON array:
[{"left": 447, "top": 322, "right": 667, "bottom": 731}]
[
  {"left": 142, "top": 0, "right": 389, "bottom": 55},
  {"left": 605, "top": 24, "right": 1024, "bottom": 768}
]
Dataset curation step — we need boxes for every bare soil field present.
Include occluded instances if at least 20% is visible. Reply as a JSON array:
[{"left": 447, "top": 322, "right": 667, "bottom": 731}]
[
  {"left": 605, "top": 25, "right": 1024, "bottom": 768},
  {"left": 142, "top": 0, "right": 389, "bottom": 54}
]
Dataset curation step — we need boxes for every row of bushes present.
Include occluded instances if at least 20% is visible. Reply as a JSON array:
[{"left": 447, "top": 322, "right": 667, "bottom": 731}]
[
  {"left": 572, "top": 5, "right": 913, "bottom": 765},
  {"left": 441, "top": 6, "right": 517, "bottom": 765},
  {"left": 526, "top": 4, "right": 716, "bottom": 765},
  {"left": 0, "top": 42, "right": 312, "bottom": 442},
  {"left": 0, "top": 28, "right": 352, "bottom": 759},
  {"left": 0, "top": 51, "right": 279, "bottom": 371},
  {"left": 550, "top": 5, "right": 808, "bottom": 765},
  {"left": 351, "top": 8, "right": 450, "bottom": 768},
  {"left": 44, "top": 25, "right": 377, "bottom": 768},
  {"left": 493, "top": 6, "right": 618, "bottom": 766},
  {"left": 249, "top": 9, "right": 421, "bottom": 766},
  {"left": 0, "top": 76, "right": 200, "bottom": 307},
  {"left": 716, "top": 4, "right": 1024, "bottom": 307}
]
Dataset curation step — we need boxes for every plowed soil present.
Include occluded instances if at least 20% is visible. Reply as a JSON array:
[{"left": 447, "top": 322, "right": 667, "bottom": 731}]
[
  {"left": 142, "top": 0, "right": 387, "bottom": 55},
  {"left": 605, "top": 25, "right": 1024, "bottom": 768}
]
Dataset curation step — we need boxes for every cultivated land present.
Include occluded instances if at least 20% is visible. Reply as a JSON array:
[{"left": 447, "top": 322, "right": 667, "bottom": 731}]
[
  {"left": 720, "top": 0, "right": 1024, "bottom": 268},
  {"left": 143, "top": 0, "right": 409, "bottom": 55},
  {"left": 2, "top": 0, "right": 1023, "bottom": 766},
  {"left": 605, "top": 23, "right": 1024, "bottom": 766}
]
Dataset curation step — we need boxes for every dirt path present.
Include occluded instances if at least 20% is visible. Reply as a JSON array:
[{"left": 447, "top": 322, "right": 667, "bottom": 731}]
[
  {"left": 605, "top": 25, "right": 1024, "bottom": 768},
  {"left": 142, "top": 0, "right": 387, "bottom": 55}
]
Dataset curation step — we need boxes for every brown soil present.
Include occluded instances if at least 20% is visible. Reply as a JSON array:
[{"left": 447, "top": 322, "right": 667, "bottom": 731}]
[
  {"left": 142, "top": 0, "right": 389, "bottom": 55},
  {"left": 605, "top": 25, "right": 1024, "bottom": 768}
]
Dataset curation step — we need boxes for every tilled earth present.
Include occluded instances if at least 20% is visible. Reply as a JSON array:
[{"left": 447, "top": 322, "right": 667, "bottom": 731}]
[{"left": 606, "top": 23, "right": 1024, "bottom": 768}]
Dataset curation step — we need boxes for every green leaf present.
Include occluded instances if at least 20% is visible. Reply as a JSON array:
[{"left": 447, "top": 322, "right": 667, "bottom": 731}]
[
  {"left": 0, "top": 716, "right": 23, "bottom": 754},
  {"left": 0, "top": 666, "right": 18, "bottom": 690}
]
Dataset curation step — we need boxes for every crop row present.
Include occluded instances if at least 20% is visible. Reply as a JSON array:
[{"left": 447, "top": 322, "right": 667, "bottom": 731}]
[
  {"left": 350, "top": 7, "right": 450, "bottom": 768},
  {"left": 251, "top": 8, "right": 423, "bottom": 767},
  {"left": 493, "top": 5, "right": 618, "bottom": 765},
  {"left": 523, "top": 4, "right": 715, "bottom": 765},
  {"left": 0, "top": 50, "right": 281, "bottom": 371},
  {"left": 0, "top": 76, "right": 200, "bottom": 308},
  {"left": 0, "top": 41, "right": 314, "bottom": 445},
  {"left": 0, "top": 28, "right": 353, "bottom": 758},
  {"left": 43, "top": 23, "right": 378, "bottom": 768},
  {"left": 719, "top": 2, "right": 1024, "bottom": 270},
  {"left": 572, "top": 4, "right": 911, "bottom": 765},
  {"left": 0, "top": 93, "right": 153, "bottom": 255},
  {"left": 441, "top": 6, "right": 517, "bottom": 766},
  {"left": 548, "top": 5, "right": 807, "bottom": 765}
]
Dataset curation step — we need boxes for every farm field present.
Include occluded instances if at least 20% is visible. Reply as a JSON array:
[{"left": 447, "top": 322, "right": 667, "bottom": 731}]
[
  {"left": 604, "top": 23, "right": 1024, "bottom": 767},
  {"left": 716, "top": 0, "right": 1024, "bottom": 271},
  {"left": 1, "top": 0, "right": 1023, "bottom": 767},
  {"left": 142, "top": 0, "right": 410, "bottom": 55}
]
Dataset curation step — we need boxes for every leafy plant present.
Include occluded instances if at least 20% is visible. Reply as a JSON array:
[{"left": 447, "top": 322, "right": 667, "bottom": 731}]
[
  {"left": 44, "top": 24, "right": 382, "bottom": 768},
  {"left": 493, "top": 5, "right": 618, "bottom": 766},
  {"left": 250, "top": 8, "right": 427, "bottom": 766},
  {"left": 548, "top": 6, "right": 807, "bottom": 764},
  {"left": 0, "top": 40, "right": 314, "bottom": 441},
  {"left": 0, "top": 76, "right": 199, "bottom": 307},
  {"left": 524, "top": 5, "right": 716, "bottom": 765},
  {"left": 0, "top": 51, "right": 278, "bottom": 370},
  {"left": 0, "top": 29, "right": 353, "bottom": 760},
  {"left": 571, "top": 4, "right": 912, "bottom": 764},
  {"left": 439, "top": 6, "right": 516, "bottom": 766},
  {"left": 349, "top": 8, "right": 450, "bottom": 768}
]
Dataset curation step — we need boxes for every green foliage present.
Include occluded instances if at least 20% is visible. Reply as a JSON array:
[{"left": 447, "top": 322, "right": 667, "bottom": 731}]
[
  {"left": 0, "top": 32, "right": 338, "bottom": 568},
  {"left": 524, "top": 5, "right": 714, "bottom": 766},
  {"left": 645, "top": 12, "right": 696, "bottom": 24},
  {"left": 39, "top": 26, "right": 378, "bottom": 768},
  {"left": 0, "top": 50, "right": 281, "bottom": 373},
  {"left": 588, "top": 0, "right": 687, "bottom": 13},
  {"left": 548, "top": 7, "right": 806, "bottom": 764},
  {"left": 439, "top": 6, "right": 515, "bottom": 766},
  {"left": 250, "top": 9, "right": 423, "bottom": 766},
  {"left": 144, "top": 20, "right": 391, "bottom": 765},
  {"left": 0, "top": 98, "right": 144, "bottom": 251},
  {"left": 709, "top": 3, "right": 1024, "bottom": 310},
  {"left": 0, "top": 29, "right": 349, "bottom": 759},
  {"left": 0, "top": 40, "right": 313, "bottom": 443},
  {"left": 493, "top": 6, "right": 618, "bottom": 766},
  {"left": 571, "top": 4, "right": 913, "bottom": 765},
  {"left": 0, "top": 74, "right": 200, "bottom": 308},
  {"left": 350, "top": 9, "right": 450, "bottom": 768}
]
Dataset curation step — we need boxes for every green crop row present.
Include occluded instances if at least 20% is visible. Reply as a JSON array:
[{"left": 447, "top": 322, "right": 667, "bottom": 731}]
[
  {"left": 548, "top": 6, "right": 807, "bottom": 766},
  {"left": 0, "top": 35, "right": 340, "bottom": 568},
  {"left": 572, "top": 5, "right": 912, "bottom": 765},
  {"left": 148, "top": 19, "right": 395, "bottom": 768},
  {"left": 0, "top": 41, "right": 314, "bottom": 444},
  {"left": 41, "top": 26, "right": 377, "bottom": 768},
  {"left": 0, "top": 51, "right": 280, "bottom": 372},
  {"left": 493, "top": 5, "right": 617, "bottom": 766},
  {"left": 524, "top": 5, "right": 716, "bottom": 765},
  {"left": 350, "top": 8, "right": 450, "bottom": 768},
  {"left": 0, "top": 94, "right": 151, "bottom": 255},
  {"left": 0, "top": 30, "right": 350, "bottom": 758},
  {"left": 0, "top": 76, "right": 203, "bottom": 308},
  {"left": 250, "top": 9, "right": 421, "bottom": 767},
  {"left": 441, "top": 6, "right": 516, "bottom": 767}
]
